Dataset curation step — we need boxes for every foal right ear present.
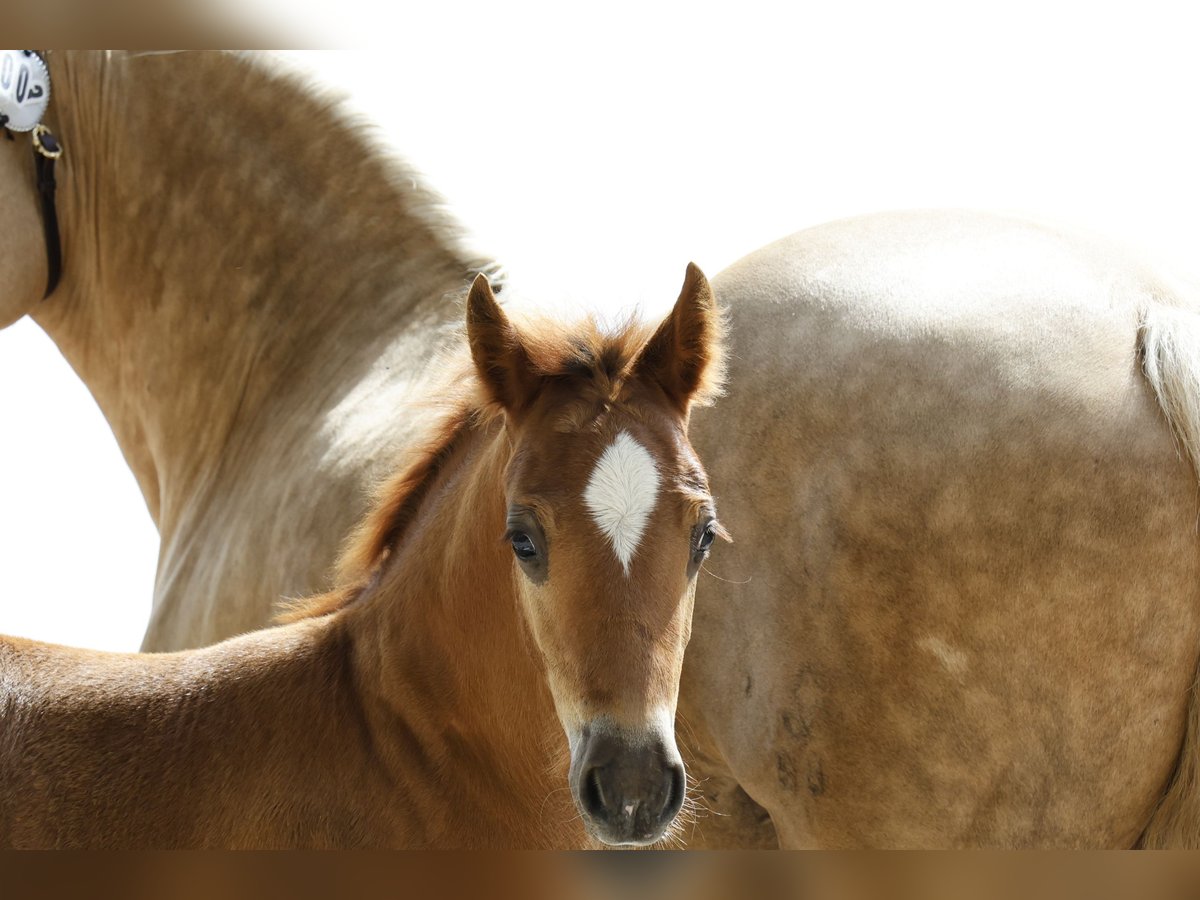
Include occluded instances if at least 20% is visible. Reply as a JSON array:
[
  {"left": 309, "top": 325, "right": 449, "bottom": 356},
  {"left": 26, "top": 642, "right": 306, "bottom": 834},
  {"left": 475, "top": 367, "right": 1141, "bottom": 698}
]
[{"left": 466, "top": 274, "right": 541, "bottom": 414}]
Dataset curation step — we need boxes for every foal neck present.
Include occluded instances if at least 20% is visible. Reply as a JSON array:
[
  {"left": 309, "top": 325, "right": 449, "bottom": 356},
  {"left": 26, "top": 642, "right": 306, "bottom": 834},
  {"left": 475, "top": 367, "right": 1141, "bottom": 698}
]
[
  {"left": 343, "top": 419, "right": 583, "bottom": 847},
  {"left": 32, "top": 51, "right": 478, "bottom": 531}
]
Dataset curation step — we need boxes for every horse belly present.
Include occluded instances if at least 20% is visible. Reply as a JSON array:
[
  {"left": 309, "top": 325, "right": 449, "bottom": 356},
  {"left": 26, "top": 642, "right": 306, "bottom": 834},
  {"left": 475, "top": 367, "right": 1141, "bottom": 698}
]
[{"left": 684, "top": 212, "right": 1200, "bottom": 847}]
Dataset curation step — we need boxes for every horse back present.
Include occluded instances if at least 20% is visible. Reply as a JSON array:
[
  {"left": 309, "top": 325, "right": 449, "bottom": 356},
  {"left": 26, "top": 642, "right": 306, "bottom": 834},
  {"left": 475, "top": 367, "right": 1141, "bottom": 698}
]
[{"left": 684, "top": 210, "right": 1200, "bottom": 847}]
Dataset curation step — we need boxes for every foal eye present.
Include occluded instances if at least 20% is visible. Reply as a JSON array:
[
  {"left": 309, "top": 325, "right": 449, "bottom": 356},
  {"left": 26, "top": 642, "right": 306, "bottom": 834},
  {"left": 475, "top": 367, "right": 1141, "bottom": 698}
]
[
  {"left": 510, "top": 532, "right": 538, "bottom": 561},
  {"left": 693, "top": 522, "right": 718, "bottom": 558}
]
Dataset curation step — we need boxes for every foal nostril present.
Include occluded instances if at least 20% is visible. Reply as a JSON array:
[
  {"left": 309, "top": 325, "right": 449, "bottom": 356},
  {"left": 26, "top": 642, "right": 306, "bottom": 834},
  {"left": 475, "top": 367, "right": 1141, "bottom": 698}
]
[
  {"left": 582, "top": 766, "right": 607, "bottom": 820},
  {"left": 659, "top": 761, "right": 686, "bottom": 825}
]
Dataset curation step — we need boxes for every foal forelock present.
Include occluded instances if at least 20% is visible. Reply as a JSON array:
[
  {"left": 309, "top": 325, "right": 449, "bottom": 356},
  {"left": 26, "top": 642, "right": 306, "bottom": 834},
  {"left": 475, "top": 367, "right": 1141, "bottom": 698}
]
[{"left": 583, "top": 431, "right": 662, "bottom": 575}]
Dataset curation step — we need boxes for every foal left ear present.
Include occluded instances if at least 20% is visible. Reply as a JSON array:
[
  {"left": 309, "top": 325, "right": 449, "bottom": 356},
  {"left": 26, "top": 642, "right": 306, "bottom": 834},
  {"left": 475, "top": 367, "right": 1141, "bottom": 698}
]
[
  {"left": 632, "top": 263, "right": 724, "bottom": 411},
  {"left": 466, "top": 273, "right": 541, "bottom": 414}
]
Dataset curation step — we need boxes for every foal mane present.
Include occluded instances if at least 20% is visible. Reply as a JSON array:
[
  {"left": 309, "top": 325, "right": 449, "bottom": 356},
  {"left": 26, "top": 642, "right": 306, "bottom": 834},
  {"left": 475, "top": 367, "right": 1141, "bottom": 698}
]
[{"left": 280, "top": 311, "right": 690, "bottom": 622}]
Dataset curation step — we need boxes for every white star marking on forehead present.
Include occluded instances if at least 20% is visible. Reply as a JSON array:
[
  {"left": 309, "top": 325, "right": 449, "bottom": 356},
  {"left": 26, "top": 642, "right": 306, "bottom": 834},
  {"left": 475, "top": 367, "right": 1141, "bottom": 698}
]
[{"left": 583, "top": 431, "right": 661, "bottom": 575}]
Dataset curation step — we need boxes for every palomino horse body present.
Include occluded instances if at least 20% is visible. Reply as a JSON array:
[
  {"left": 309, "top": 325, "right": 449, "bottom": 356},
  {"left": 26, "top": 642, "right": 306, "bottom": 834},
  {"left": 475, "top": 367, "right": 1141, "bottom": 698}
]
[
  {"left": 0, "top": 269, "right": 724, "bottom": 848},
  {"left": 681, "top": 213, "right": 1200, "bottom": 847},
  {"left": 6, "top": 52, "right": 1200, "bottom": 847}
]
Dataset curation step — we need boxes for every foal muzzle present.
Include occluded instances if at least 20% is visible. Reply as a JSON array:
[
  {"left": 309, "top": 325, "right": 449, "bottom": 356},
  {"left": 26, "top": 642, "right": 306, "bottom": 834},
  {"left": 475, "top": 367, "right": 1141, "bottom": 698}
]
[{"left": 568, "top": 722, "right": 686, "bottom": 846}]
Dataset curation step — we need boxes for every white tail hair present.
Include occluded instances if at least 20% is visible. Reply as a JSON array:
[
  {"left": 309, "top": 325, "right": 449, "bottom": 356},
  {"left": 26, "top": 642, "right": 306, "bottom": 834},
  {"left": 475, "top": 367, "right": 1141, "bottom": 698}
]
[
  {"left": 1139, "top": 301, "right": 1200, "bottom": 847},
  {"left": 1142, "top": 305, "right": 1200, "bottom": 475}
]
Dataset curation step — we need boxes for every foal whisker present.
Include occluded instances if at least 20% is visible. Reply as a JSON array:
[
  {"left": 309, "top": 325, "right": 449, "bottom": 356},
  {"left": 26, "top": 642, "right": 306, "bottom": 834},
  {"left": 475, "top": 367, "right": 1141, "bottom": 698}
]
[
  {"left": 700, "top": 564, "right": 752, "bottom": 585},
  {"left": 536, "top": 784, "right": 574, "bottom": 823}
]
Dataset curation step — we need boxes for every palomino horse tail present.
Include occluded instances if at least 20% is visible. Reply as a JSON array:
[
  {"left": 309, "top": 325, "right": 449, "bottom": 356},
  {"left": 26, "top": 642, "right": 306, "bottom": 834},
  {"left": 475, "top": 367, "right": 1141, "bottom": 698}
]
[{"left": 1139, "top": 301, "right": 1200, "bottom": 848}]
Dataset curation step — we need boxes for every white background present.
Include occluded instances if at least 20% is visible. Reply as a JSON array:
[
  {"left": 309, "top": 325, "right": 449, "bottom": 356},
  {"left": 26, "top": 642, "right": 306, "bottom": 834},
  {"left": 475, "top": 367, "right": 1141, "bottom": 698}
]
[{"left": 3, "top": 3, "right": 1199, "bottom": 651}]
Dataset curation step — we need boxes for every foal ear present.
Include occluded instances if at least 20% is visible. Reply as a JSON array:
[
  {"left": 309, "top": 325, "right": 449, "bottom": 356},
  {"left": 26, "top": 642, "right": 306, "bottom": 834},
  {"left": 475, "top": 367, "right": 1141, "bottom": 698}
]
[
  {"left": 466, "top": 274, "right": 540, "bottom": 413},
  {"left": 632, "top": 263, "right": 724, "bottom": 411}
]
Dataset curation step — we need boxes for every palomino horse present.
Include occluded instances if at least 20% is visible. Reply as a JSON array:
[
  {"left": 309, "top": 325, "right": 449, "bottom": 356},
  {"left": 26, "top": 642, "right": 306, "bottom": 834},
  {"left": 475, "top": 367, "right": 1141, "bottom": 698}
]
[
  {"left": 5, "top": 51, "right": 1200, "bottom": 848},
  {"left": 0, "top": 268, "right": 725, "bottom": 848}
]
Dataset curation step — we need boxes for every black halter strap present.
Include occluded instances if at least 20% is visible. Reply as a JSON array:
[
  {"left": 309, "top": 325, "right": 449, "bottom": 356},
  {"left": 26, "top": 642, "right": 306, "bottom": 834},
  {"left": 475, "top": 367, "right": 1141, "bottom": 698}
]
[
  {"left": 1, "top": 49, "right": 64, "bottom": 300},
  {"left": 31, "top": 125, "right": 63, "bottom": 299}
]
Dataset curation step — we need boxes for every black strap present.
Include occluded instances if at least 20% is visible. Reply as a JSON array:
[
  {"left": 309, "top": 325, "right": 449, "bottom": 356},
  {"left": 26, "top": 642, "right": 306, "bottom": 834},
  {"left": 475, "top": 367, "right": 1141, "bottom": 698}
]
[
  {"left": 32, "top": 128, "right": 62, "bottom": 299},
  {"left": 3, "top": 52, "right": 63, "bottom": 299}
]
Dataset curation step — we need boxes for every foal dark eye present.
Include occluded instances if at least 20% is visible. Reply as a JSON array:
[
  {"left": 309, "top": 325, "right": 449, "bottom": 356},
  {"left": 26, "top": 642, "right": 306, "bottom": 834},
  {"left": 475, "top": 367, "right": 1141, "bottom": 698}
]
[
  {"left": 690, "top": 521, "right": 719, "bottom": 564},
  {"left": 688, "top": 522, "right": 717, "bottom": 574},
  {"left": 511, "top": 532, "right": 538, "bottom": 561}
]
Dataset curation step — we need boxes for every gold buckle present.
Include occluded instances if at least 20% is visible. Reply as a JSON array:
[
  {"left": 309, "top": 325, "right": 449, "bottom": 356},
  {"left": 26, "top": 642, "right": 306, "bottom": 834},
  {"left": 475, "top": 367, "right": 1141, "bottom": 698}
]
[{"left": 31, "top": 124, "right": 62, "bottom": 160}]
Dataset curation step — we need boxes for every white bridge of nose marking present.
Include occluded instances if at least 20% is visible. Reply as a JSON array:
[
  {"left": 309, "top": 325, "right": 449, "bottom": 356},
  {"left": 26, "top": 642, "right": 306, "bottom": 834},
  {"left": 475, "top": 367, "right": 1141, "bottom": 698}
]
[{"left": 583, "top": 431, "right": 660, "bottom": 575}]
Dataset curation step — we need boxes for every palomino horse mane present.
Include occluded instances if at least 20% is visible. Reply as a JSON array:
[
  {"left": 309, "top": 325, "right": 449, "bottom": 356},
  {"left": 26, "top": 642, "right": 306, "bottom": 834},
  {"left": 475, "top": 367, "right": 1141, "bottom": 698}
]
[
  {"left": 45, "top": 50, "right": 500, "bottom": 521},
  {"left": 59, "top": 50, "right": 499, "bottom": 303},
  {"left": 239, "top": 52, "right": 497, "bottom": 279},
  {"left": 286, "top": 284, "right": 725, "bottom": 624}
]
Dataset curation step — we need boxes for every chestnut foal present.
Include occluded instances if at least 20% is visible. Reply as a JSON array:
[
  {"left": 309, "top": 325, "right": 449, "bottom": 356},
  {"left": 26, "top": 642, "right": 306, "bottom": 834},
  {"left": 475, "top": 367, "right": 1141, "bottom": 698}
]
[{"left": 0, "top": 266, "right": 725, "bottom": 849}]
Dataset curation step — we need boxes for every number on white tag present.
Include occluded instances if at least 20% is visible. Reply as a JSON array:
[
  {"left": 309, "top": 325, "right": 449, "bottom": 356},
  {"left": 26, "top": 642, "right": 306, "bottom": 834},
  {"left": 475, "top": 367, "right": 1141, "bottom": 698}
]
[{"left": 0, "top": 50, "right": 52, "bottom": 132}]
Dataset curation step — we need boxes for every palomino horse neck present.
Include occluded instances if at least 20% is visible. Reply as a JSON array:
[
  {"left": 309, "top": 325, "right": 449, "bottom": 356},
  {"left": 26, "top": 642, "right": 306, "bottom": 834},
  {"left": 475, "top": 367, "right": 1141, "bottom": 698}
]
[
  {"left": 0, "top": 266, "right": 724, "bottom": 848},
  {"left": 22, "top": 52, "right": 487, "bottom": 648}
]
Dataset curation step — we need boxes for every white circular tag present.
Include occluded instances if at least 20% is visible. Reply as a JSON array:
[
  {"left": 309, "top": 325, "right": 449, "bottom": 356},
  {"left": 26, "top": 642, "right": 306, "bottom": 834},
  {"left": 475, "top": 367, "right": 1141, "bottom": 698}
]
[{"left": 0, "top": 50, "right": 51, "bottom": 132}]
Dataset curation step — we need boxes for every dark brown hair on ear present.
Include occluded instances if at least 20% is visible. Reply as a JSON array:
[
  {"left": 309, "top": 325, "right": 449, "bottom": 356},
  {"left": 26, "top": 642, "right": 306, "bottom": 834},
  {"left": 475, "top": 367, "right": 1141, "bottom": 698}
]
[{"left": 632, "top": 262, "right": 726, "bottom": 411}]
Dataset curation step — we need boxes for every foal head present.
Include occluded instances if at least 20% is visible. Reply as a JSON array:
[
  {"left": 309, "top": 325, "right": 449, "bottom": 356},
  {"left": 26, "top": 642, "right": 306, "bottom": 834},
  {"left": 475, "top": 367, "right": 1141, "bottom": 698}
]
[{"left": 467, "top": 264, "right": 726, "bottom": 846}]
